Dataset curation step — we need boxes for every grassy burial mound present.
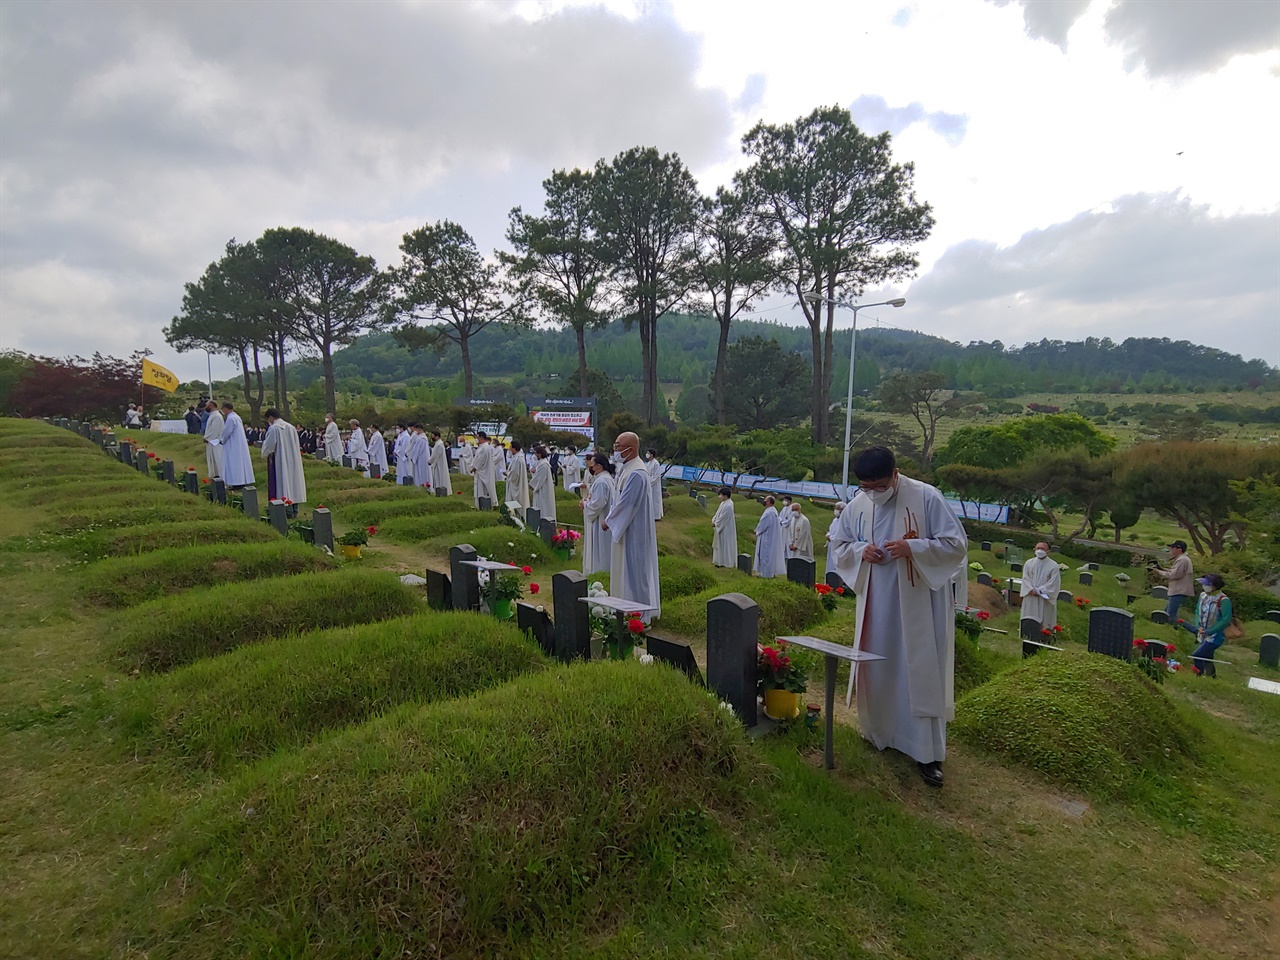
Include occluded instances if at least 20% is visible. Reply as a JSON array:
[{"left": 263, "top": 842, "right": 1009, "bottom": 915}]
[
  {"left": 77, "top": 518, "right": 282, "bottom": 560},
  {"left": 336, "top": 495, "right": 475, "bottom": 528},
  {"left": 952, "top": 650, "right": 1196, "bottom": 799},
  {"left": 662, "top": 577, "right": 826, "bottom": 640},
  {"left": 377, "top": 510, "right": 505, "bottom": 545},
  {"left": 113, "top": 612, "right": 548, "bottom": 771},
  {"left": 154, "top": 663, "right": 750, "bottom": 958},
  {"left": 309, "top": 483, "right": 445, "bottom": 508},
  {"left": 423, "top": 526, "right": 553, "bottom": 567},
  {"left": 112, "top": 569, "right": 423, "bottom": 672},
  {"left": 82, "top": 541, "right": 337, "bottom": 607}
]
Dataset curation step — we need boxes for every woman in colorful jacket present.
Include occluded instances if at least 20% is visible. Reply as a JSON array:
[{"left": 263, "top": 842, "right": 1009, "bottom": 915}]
[{"left": 1191, "top": 573, "right": 1232, "bottom": 678}]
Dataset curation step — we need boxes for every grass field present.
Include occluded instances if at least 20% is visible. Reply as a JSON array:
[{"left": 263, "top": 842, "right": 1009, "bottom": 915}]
[{"left": 2, "top": 418, "right": 1277, "bottom": 959}]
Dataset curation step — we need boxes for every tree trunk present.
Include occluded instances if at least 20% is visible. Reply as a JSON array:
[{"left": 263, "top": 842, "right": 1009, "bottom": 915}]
[
  {"left": 237, "top": 346, "right": 253, "bottom": 413},
  {"left": 820, "top": 298, "right": 836, "bottom": 444},
  {"left": 807, "top": 308, "right": 823, "bottom": 444},
  {"left": 249, "top": 346, "right": 265, "bottom": 426},
  {"left": 576, "top": 326, "right": 589, "bottom": 399},
  {"left": 322, "top": 347, "right": 336, "bottom": 415},
  {"left": 460, "top": 332, "right": 473, "bottom": 398},
  {"left": 714, "top": 306, "right": 731, "bottom": 425},
  {"left": 278, "top": 330, "right": 291, "bottom": 419}
]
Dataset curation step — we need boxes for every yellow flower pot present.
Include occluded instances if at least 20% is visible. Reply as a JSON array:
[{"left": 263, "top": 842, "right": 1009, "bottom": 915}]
[
  {"left": 763, "top": 688, "right": 801, "bottom": 720},
  {"left": 340, "top": 544, "right": 363, "bottom": 559}
]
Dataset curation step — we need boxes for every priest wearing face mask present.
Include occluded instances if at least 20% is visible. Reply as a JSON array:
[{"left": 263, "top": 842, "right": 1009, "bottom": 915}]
[
  {"left": 1019, "top": 541, "right": 1061, "bottom": 629},
  {"left": 828, "top": 446, "right": 969, "bottom": 789}
]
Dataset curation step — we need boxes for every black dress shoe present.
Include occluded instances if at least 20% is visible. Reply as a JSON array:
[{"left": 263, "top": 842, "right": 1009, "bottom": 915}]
[{"left": 918, "top": 761, "right": 944, "bottom": 788}]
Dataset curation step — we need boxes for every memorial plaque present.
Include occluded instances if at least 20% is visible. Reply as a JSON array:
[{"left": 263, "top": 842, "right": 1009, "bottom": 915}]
[
  {"left": 645, "top": 631, "right": 704, "bottom": 685},
  {"left": 1058, "top": 589, "right": 1073, "bottom": 603},
  {"left": 1020, "top": 618, "right": 1043, "bottom": 640},
  {"left": 1149, "top": 609, "right": 1170, "bottom": 625},
  {"left": 1265, "top": 610, "right": 1280, "bottom": 624},
  {"left": 737, "top": 553, "right": 752, "bottom": 576},
  {"left": 705, "top": 593, "right": 760, "bottom": 727},
  {"left": 425, "top": 569, "right": 452, "bottom": 611},
  {"left": 516, "top": 601, "right": 554, "bottom": 657},
  {"left": 399, "top": 472, "right": 414, "bottom": 485},
  {"left": 312, "top": 508, "right": 335, "bottom": 553},
  {"left": 449, "top": 544, "right": 480, "bottom": 612},
  {"left": 478, "top": 496, "right": 492, "bottom": 512},
  {"left": 980, "top": 540, "right": 992, "bottom": 551},
  {"left": 525, "top": 507, "right": 541, "bottom": 532},
  {"left": 342, "top": 455, "right": 352, "bottom": 468},
  {"left": 976, "top": 572, "right": 993, "bottom": 586},
  {"left": 241, "top": 486, "right": 260, "bottom": 519},
  {"left": 539, "top": 518, "right": 557, "bottom": 548},
  {"left": 786, "top": 557, "right": 816, "bottom": 589},
  {"left": 1151, "top": 585, "right": 1168, "bottom": 600},
  {"left": 161, "top": 460, "right": 176, "bottom": 483},
  {"left": 825, "top": 571, "right": 847, "bottom": 592},
  {"left": 1079, "top": 572, "right": 1093, "bottom": 586},
  {"left": 370, "top": 463, "right": 381, "bottom": 479},
  {"left": 213, "top": 479, "right": 227, "bottom": 505},
  {"left": 1258, "top": 633, "right": 1280, "bottom": 669},
  {"left": 1087, "top": 606, "right": 1134, "bottom": 661},
  {"left": 183, "top": 469, "right": 198, "bottom": 495},
  {"left": 267, "top": 499, "right": 289, "bottom": 536},
  {"left": 552, "top": 570, "right": 590, "bottom": 663}
]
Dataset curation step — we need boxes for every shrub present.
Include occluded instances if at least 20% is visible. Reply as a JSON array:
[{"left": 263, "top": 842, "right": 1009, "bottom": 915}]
[
  {"left": 157, "top": 664, "right": 751, "bottom": 956},
  {"left": 112, "top": 569, "right": 422, "bottom": 672},
  {"left": 952, "top": 650, "right": 1195, "bottom": 798},
  {"left": 82, "top": 541, "right": 336, "bottom": 607},
  {"left": 113, "top": 612, "right": 548, "bottom": 770},
  {"left": 660, "top": 577, "right": 824, "bottom": 639}
]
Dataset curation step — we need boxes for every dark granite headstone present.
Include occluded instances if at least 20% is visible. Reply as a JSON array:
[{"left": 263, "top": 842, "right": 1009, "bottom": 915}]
[
  {"left": 1265, "top": 610, "right": 1280, "bottom": 624},
  {"left": 80, "top": 422, "right": 91, "bottom": 439},
  {"left": 1144, "top": 639, "right": 1169, "bottom": 659},
  {"left": 786, "top": 557, "right": 816, "bottom": 588},
  {"left": 103, "top": 431, "right": 115, "bottom": 449},
  {"left": 1259, "top": 633, "right": 1280, "bottom": 669},
  {"left": 449, "top": 544, "right": 480, "bottom": 611},
  {"left": 1020, "top": 618, "right": 1043, "bottom": 640},
  {"left": 55, "top": 417, "right": 67, "bottom": 429},
  {"left": 312, "top": 508, "right": 334, "bottom": 553},
  {"left": 1005, "top": 539, "right": 1015, "bottom": 546},
  {"left": 342, "top": 455, "right": 352, "bottom": 468},
  {"left": 696, "top": 494, "right": 707, "bottom": 509},
  {"left": 135, "top": 450, "right": 149, "bottom": 473},
  {"left": 435, "top": 486, "right": 448, "bottom": 497},
  {"left": 525, "top": 507, "right": 541, "bottom": 532},
  {"left": 552, "top": 570, "right": 590, "bottom": 663},
  {"left": 241, "top": 486, "right": 260, "bottom": 519},
  {"left": 1088, "top": 563, "right": 1099, "bottom": 571},
  {"left": 516, "top": 601, "right": 554, "bottom": 657},
  {"left": 705, "top": 593, "right": 760, "bottom": 727},
  {"left": 737, "top": 553, "right": 752, "bottom": 576},
  {"left": 825, "top": 571, "right": 847, "bottom": 592},
  {"left": 369, "top": 463, "right": 381, "bottom": 479},
  {"left": 161, "top": 460, "right": 175, "bottom": 483},
  {"left": 1079, "top": 572, "right": 1093, "bottom": 586},
  {"left": 478, "top": 496, "right": 492, "bottom": 512},
  {"left": 1087, "top": 606, "right": 1134, "bottom": 662},
  {"left": 646, "top": 631, "right": 704, "bottom": 685},
  {"left": 1151, "top": 585, "right": 1168, "bottom": 600},
  {"left": 267, "top": 499, "right": 289, "bottom": 536},
  {"left": 399, "top": 472, "right": 414, "bottom": 485},
  {"left": 976, "top": 572, "right": 993, "bottom": 586},
  {"left": 69, "top": 420, "right": 80, "bottom": 434},
  {"left": 539, "top": 518, "right": 556, "bottom": 548},
  {"left": 182, "top": 469, "right": 198, "bottom": 495},
  {"left": 119, "top": 443, "right": 132, "bottom": 466},
  {"left": 213, "top": 478, "right": 227, "bottom": 505},
  {"left": 1058, "top": 589, "right": 1073, "bottom": 603},
  {"left": 1010, "top": 561, "right": 1023, "bottom": 574},
  {"left": 426, "top": 569, "right": 452, "bottom": 611},
  {"left": 1149, "top": 609, "right": 1171, "bottom": 625},
  {"left": 980, "top": 540, "right": 992, "bottom": 551}
]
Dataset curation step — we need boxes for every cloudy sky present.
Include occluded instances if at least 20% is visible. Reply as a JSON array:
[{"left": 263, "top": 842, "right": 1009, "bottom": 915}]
[{"left": 2, "top": 0, "right": 1277, "bottom": 382}]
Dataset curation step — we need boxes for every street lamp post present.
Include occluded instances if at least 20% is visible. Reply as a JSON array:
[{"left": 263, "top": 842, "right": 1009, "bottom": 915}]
[{"left": 802, "top": 293, "right": 906, "bottom": 501}]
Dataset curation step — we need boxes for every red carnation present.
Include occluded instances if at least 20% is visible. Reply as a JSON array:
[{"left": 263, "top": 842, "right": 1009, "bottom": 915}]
[
  {"left": 521, "top": 565, "right": 532, "bottom": 575},
  {"left": 1167, "top": 644, "right": 1175, "bottom": 654},
  {"left": 366, "top": 526, "right": 377, "bottom": 535},
  {"left": 201, "top": 478, "right": 210, "bottom": 484},
  {"left": 317, "top": 504, "right": 325, "bottom": 509},
  {"left": 529, "top": 583, "right": 540, "bottom": 594},
  {"left": 975, "top": 610, "right": 990, "bottom": 621},
  {"left": 1134, "top": 639, "right": 1147, "bottom": 648},
  {"left": 1052, "top": 624, "right": 1062, "bottom": 632},
  {"left": 835, "top": 586, "right": 845, "bottom": 595},
  {"left": 1042, "top": 628, "right": 1052, "bottom": 636},
  {"left": 627, "top": 618, "right": 645, "bottom": 634}
]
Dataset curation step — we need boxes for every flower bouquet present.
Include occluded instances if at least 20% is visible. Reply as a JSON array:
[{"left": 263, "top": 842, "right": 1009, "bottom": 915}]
[
  {"left": 955, "top": 607, "right": 990, "bottom": 643},
  {"left": 814, "top": 582, "right": 838, "bottom": 612},
  {"left": 587, "top": 580, "right": 645, "bottom": 660},
  {"left": 479, "top": 564, "right": 532, "bottom": 620},
  {"left": 551, "top": 528, "right": 581, "bottom": 559},
  {"left": 337, "top": 526, "right": 376, "bottom": 558},
  {"left": 758, "top": 640, "right": 807, "bottom": 719}
]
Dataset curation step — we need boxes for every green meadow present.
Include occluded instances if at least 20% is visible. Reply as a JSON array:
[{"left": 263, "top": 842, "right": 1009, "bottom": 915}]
[{"left": 1, "top": 419, "right": 1277, "bottom": 959}]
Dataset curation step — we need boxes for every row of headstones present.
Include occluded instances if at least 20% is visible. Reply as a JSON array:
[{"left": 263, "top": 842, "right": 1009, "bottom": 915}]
[
  {"left": 978, "top": 538, "right": 1107, "bottom": 582},
  {"left": 429, "top": 543, "right": 789, "bottom": 726}
]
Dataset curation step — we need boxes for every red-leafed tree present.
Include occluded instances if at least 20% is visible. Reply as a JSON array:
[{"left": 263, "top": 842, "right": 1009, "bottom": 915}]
[{"left": 9, "top": 352, "right": 142, "bottom": 421}]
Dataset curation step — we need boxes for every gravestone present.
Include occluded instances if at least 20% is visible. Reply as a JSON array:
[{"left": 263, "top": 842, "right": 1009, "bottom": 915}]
[
  {"left": 1010, "top": 562, "right": 1023, "bottom": 574},
  {"left": 435, "top": 486, "right": 448, "bottom": 497},
  {"left": 976, "top": 572, "right": 993, "bottom": 586},
  {"left": 478, "top": 496, "right": 492, "bottom": 512},
  {"left": 103, "top": 431, "right": 115, "bottom": 449},
  {"left": 370, "top": 463, "right": 381, "bottom": 479},
  {"left": 80, "top": 422, "right": 91, "bottom": 439},
  {"left": 241, "top": 486, "right": 260, "bottom": 519},
  {"left": 825, "top": 571, "right": 847, "bottom": 592},
  {"left": 696, "top": 494, "right": 707, "bottom": 509},
  {"left": 425, "top": 569, "right": 452, "bottom": 611},
  {"left": 312, "top": 508, "right": 335, "bottom": 553},
  {"left": 706, "top": 593, "right": 760, "bottom": 727},
  {"left": 399, "top": 472, "right": 414, "bottom": 486},
  {"left": 449, "top": 544, "right": 480, "bottom": 612},
  {"left": 69, "top": 420, "right": 80, "bottom": 434},
  {"left": 161, "top": 460, "right": 176, "bottom": 483},
  {"left": 1151, "top": 585, "right": 1168, "bottom": 600},
  {"left": 118, "top": 443, "right": 131, "bottom": 466},
  {"left": 980, "top": 540, "right": 992, "bottom": 551},
  {"left": 1079, "top": 572, "right": 1093, "bottom": 586},
  {"left": 552, "top": 570, "right": 590, "bottom": 663},
  {"left": 646, "top": 631, "right": 704, "bottom": 684},
  {"left": 182, "top": 469, "right": 198, "bottom": 494},
  {"left": 786, "top": 557, "right": 816, "bottom": 589},
  {"left": 737, "top": 553, "right": 752, "bottom": 576},
  {"left": 55, "top": 417, "right": 67, "bottom": 429},
  {"left": 1005, "top": 539, "right": 1015, "bottom": 546},
  {"left": 687, "top": 486, "right": 697, "bottom": 498},
  {"left": 1144, "top": 639, "right": 1169, "bottom": 659},
  {"left": 342, "top": 455, "right": 352, "bottom": 468},
  {"left": 1265, "top": 610, "right": 1280, "bottom": 624},
  {"left": 267, "top": 499, "right": 289, "bottom": 536},
  {"left": 1087, "top": 607, "right": 1134, "bottom": 662},
  {"left": 1020, "top": 618, "right": 1043, "bottom": 640},
  {"left": 1088, "top": 563, "right": 1100, "bottom": 571},
  {"left": 1058, "top": 589, "right": 1073, "bottom": 603},
  {"left": 516, "top": 601, "right": 554, "bottom": 657},
  {"left": 525, "top": 507, "right": 541, "bottom": 532},
  {"left": 539, "top": 518, "right": 557, "bottom": 548},
  {"left": 1149, "top": 609, "right": 1171, "bottom": 625},
  {"left": 213, "top": 479, "right": 227, "bottom": 505},
  {"left": 135, "top": 450, "right": 149, "bottom": 473},
  {"left": 1259, "top": 633, "right": 1280, "bottom": 669}
]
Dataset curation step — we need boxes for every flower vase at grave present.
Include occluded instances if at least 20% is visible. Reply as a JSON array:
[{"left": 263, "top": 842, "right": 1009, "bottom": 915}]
[
  {"left": 491, "top": 598, "right": 513, "bottom": 620},
  {"left": 341, "top": 544, "right": 362, "bottom": 560},
  {"left": 762, "top": 688, "right": 801, "bottom": 720},
  {"left": 554, "top": 547, "right": 571, "bottom": 562}
]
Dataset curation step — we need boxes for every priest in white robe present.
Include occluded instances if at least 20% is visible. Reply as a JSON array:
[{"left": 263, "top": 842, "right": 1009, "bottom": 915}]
[
  {"left": 213, "top": 402, "right": 255, "bottom": 487},
  {"left": 367, "top": 424, "right": 388, "bottom": 476},
  {"left": 261, "top": 408, "right": 307, "bottom": 505},
  {"left": 530, "top": 445, "right": 556, "bottom": 523},
  {"left": 346, "top": 419, "right": 369, "bottom": 473},
  {"left": 322, "top": 414, "right": 343, "bottom": 461},
  {"left": 429, "top": 431, "right": 452, "bottom": 494},
  {"left": 202, "top": 400, "right": 224, "bottom": 480},
  {"left": 826, "top": 502, "right": 845, "bottom": 544},
  {"left": 644, "top": 449, "right": 664, "bottom": 520},
  {"left": 711, "top": 487, "right": 737, "bottom": 568},
  {"left": 409, "top": 426, "right": 431, "bottom": 490},
  {"left": 505, "top": 440, "right": 530, "bottom": 509},
  {"left": 458, "top": 442, "right": 474, "bottom": 477},
  {"left": 778, "top": 496, "right": 794, "bottom": 538},
  {"left": 1020, "top": 541, "right": 1061, "bottom": 629},
  {"left": 828, "top": 446, "right": 968, "bottom": 789},
  {"left": 580, "top": 453, "right": 615, "bottom": 576},
  {"left": 603, "top": 433, "right": 660, "bottom": 622},
  {"left": 392, "top": 423, "right": 410, "bottom": 477},
  {"left": 562, "top": 448, "right": 582, "bottom": 492},
  {"left": 752, "top": 496, "right": 786, "bottom": 578},
  {"left": 787, "top": 502, "right": 814, "bottom": 562},
  {"left": 472, "top": 432, "right": 498, "bottom": 508}
]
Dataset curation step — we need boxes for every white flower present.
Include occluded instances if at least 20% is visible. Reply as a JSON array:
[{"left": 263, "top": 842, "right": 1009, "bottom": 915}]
[
  {"left": 508, "top": 541, "right": 514, "bottom": 547},
  {"left": 591, "top": 605, "right": 606, "bottom": 619},
  {"left": 718, "top": 700, "right": 735, "bottom": 715},
  {"left": 1114, "top": 573, "right": 1131, "bottom": 582},
  {"left": 1058, "top": 563, "right": 1069, "bottom": 571},
  {"left": 535, "top": 605, "right": 545, "bottom": 613},
  {"left": 531, "top": 553, "right": 537, "bottom": 558},
  {"left": 590, "top": 581, "right": 604, "bottom": 592},
  {"left": 640, "top": 654, "right": 655, "bottom": 665}
]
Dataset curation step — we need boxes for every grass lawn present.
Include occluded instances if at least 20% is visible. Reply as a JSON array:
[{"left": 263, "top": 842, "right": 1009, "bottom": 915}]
[{"left": 2, "top": 419, "right": 1277, "bottom": 958}]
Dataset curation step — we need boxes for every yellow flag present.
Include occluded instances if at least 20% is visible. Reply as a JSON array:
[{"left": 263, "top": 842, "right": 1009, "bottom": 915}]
[{"left": 141, "top": 357, "right": 180, "bottom": 393}]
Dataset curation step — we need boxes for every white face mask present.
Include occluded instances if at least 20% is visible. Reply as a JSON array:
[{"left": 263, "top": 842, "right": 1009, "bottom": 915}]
[
  {"left": 1201, "top": 583, "right": 1213, "bottom": 593},
  {"left": 1035, "top": 549, "right": 1048, "bottom": 559},
  {"left": 865, "top": 485, "right": 896, "bottom": 507}
]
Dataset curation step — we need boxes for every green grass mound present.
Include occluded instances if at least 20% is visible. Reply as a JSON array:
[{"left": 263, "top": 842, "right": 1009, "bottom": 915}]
[
  {"left": 657, "top": 555, "right": 718, "bottom": 599},
  {"left": 311, "top": 484, "right": 440, "bottom": 507},
  {"left": 338, "top": 495, "right": 474, "bottom": 528},
  {"left": 0, "top": 456, "right": 121, "bottom": 481},
  {"left": 0, "top": 433, "right": 89, "bottom": 449},
  {"left": 952, "top": 650, "right": 1195, "bottom": 799},
  {"left": 57, "top": 501, "right": 216, "bottom": 532},
  {"left": 112, "top": 569, "right": 422, "bottom": 672},
  {"left": 377, "top": 510, "right": 505, "bottom": 544},
  {"left": 429, "top": 526, "right": 553, "bottom": 567},
  {"left": 83, "top": 541, "right": 336, "bottom": 607},
  {"left": 158, "top": 663, "right": 749, "bottom": 956},
  {"left": 114, "top": 612, "right": 548, "bottom": 770},
  {"left": 50, "top": 519, "right": 281, "bottom": 560},
  {"left": 953, "top": 640, "right": 1015, "bottom": 695},
  {"left": 661, "top": 577, "right": 824, "bottom": 639},
  {"left": 19, "top": 479, "right": 158, "bottom": 505}
]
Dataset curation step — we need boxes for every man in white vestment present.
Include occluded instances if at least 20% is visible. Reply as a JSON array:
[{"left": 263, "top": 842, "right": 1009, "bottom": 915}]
[
  {"left": 778, "top": 496, "right": 793, "bottom": 538},
  {"left": 603, "top": 433, "right": 660, "bottom": 623},
  {"left": 580, "top": 453, "right": 615, "bottom": 576},
  {"left": 392, "top": 422, "right": 411, "bottom": 478},
  {"left": 529, "top": 445, "right": 556, "bottom": 523},
  {"left": 752, "top": 496, "right": 786, "bottom": 578},
  {"left": 472, "top": 432, "right": 498, "bottom": 508},
  {"left": 505, "top": 440, "right": 530, "bottom": 509},
  {"left": 429, "top": 431, "right": 452, "bottom": 494},
  {"left": 346, "top": 419, "right": 369, "bottom": 473},
  {"left": 826, "top": 503, "right": 845, "bottom": 544},
  {"left": 322, "top": 414, "right": 343, "bottom": 462},
  {"left": 644, "top": 449, "right": 664, "bottom": 521},
  {"left": 458, "top": 442, "right": 474, "bottom": 477},
  {"left": 711, "top": 487, "right": 737, "bottom": 568},
  {"left": 562, "top": 447, "right": 582, "bottom": 492},
  {"left": 202, "top": 400, "right": 224, "bottom": 480},
  {"left": 828, "top": 446, "right": 968, "bottom": 789},
  {"left": 787, "top": 502, "right": 814, "bottom": 562},
  {"left": 212, "top": 402, "right": 255, "bottom": 487},
  {"left": 408, "top": 425, "right": 431, "bottom": 490},
  {"left": 1019, "top": 541, "right": 1061, "bottom": 629},
  {"left": 261, "top": 408, "right": 307, "bottom": 507},
  {"left": 367, "top": 424, "right": 388, "bottom": 476}
]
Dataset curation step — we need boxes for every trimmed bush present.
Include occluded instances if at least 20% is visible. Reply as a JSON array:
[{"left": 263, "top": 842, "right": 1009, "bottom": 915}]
[
  {"left": 339, "top": 496, "right": 474, "bottom": 528},
  {"left": 661, "top": 577, "right": 824, "bottom": 639},
  {"left": 83, "top": 541, "right": 336, "bottom": 607},
  {"left": 113, "top": 612, "right": 548, "bottom": 770},
  {"left": 952, "top": 650, "right": 1195, "bottom": 798},
  {"left": 158, "top": 663, "right": 750, "bottom": 956},
  {"left": 112, "top": 569, "right": 421, "bottom": 672},
  {"left": 79, "top": 519, "right": 281, "bottom": 559}
]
